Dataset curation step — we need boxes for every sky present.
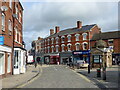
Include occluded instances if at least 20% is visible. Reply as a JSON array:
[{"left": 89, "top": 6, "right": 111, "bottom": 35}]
[{"left": 19, "top": 0, "right": 119, "bottom": 50}]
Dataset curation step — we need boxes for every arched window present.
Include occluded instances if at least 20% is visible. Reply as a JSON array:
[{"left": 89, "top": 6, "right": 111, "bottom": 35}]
[
  {"left": 56, "top": 37, "right": 59, "bottom": 44},
  {"left": 82, "top": 33, "right": 87, "bottom": 40},
  {"left": 48, "top": 46, "right": 50, "bottom": 53},
  {"left": 56, "top": 45, "right": 59, "bottom": 52},
  {"left": 75, "top": 34, "right": 80, "bottom": 41},
  {"left": 75, "top": 43, "right": 80, "bottom": 51},
  {"left": 51, "top": 38, "right": 54, "bottom": 44},
  {"left": 51, "top": 46, "right": 54, "bottom": 53},
  {"left": 82, "top": 42, "right": 88, "bottom": 50},
  {"left": 61, "top": 44, "right": 65, "bottom": 52},
  {"left": 67, "top": 35, "right": 71, "bottom": 42},
  {"left": 61, "top": 36, "right": 65, "bottom": 43},
  {"left": 2, "top": 13, "right": 5, "bottom": 31},
  {"left": 67, "top": 43, "right": 71, "bottom": 51}
]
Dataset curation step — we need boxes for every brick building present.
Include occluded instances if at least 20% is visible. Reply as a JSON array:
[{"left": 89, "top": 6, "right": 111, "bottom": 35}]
[
  {"left": 91, "top": 31, "right": 120, "bottom": 65},
  {"left": 40, "top": 21, "right": 101, "bottom": 64},
  {"left": 0, "top": 0, "right": 26, "bottom": 77}
]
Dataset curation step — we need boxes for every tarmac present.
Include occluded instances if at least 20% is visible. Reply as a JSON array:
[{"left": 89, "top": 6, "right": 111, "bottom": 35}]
[
  {"left": 74, "top": 65, "right": 120, "bottom": 89},
  {"left": 1, "top": 64, "right": 49, "bottom": 89}
]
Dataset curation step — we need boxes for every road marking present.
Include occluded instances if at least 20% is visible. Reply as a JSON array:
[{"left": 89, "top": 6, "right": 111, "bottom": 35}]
[
  {"left": 71, "top": 69, "right": 91, "bottom": 83},
  {"left": 16, "top": 65, "right": 43, "bottom": 88}
]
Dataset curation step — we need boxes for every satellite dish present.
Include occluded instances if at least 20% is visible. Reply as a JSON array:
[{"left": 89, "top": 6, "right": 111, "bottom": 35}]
[{"left": 1, "top": 6, "right": 8, "bottom": 11}]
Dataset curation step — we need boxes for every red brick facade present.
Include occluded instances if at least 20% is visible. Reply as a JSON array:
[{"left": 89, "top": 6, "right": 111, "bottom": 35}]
[{"left": 0, "top": 0, "right": 23, "bottom": 77}]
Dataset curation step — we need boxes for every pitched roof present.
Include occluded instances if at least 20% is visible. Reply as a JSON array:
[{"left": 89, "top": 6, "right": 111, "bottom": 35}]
[
  {"left": 45, "top": 24, "right": 96, "bottom": 39},
  {"left": 91, "top": 31, "right": 120, "bottom": 40}
]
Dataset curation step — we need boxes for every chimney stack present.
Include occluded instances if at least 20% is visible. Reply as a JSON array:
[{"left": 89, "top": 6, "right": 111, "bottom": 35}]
[
  {"left": 55, "top": 26, "right": 60, "bottom": 33},
  {"left": 38, "top": 37, "right": 43, "bottom": 40},
  {"left": 50, "top": 29, "right": 54, "bottom": 35},
  {"left": 77, "top": 21, "right": 82, "bottom": 28}
]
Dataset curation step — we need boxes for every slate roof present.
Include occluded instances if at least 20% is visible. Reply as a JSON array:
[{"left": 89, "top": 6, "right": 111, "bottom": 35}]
[
  {"left": 91, "top": 31, "right": 120, "bottom": 40},
  {"left": 45, "top": 24, "right": 96, "bottom": 39}
]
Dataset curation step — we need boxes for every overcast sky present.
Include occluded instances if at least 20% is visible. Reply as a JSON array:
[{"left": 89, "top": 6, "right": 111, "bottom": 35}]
[{"left": 20, "top": 0, "right": 118, "bottom": 50}]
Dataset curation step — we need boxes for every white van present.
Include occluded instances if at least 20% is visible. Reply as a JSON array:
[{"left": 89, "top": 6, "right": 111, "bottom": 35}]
[{"left": 27, "top": 55, "right": 34, "bottom": 64}]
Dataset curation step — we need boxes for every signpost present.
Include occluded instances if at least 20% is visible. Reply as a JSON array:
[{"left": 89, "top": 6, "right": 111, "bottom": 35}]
[{"left": 0, "top": 36, "right": 4, "bottom": 45}]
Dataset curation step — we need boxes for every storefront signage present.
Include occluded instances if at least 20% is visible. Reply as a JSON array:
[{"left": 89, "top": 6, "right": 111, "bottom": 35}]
[
  {"left": 0, "top": 36, "right": 4, "bottom": 45},
  {"left": 73, "top": 50, "right": 90, "bottom": 55}
]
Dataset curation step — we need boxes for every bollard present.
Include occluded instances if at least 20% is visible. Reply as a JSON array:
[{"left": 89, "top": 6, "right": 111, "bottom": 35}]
[
  {"left": 97, "top": 68, "right": 101, "bottom": 77},
  {"left": 103, "top": 67, "right": 106, "bottom": 80},
  {"left": 88, "top": 65, "right": 90, "bottom": 74}
]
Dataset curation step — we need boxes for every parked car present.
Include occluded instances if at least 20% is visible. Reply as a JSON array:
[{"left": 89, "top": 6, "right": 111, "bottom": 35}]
[{"left": 27, "top": 55, "right": 34, "bottom": 64}]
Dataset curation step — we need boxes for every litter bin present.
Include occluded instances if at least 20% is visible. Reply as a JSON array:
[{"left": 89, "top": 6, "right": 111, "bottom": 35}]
[{"left": 97, "top": 68, "right": 101, "bottom": 77}]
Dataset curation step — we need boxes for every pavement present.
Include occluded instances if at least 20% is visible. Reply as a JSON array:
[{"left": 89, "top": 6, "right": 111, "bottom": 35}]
[
  {"left": 1, "top": 64, "right": 41, "bottom": 88},
  {"left": 74, "top": 65, "right": 120, "bottom": 89}
]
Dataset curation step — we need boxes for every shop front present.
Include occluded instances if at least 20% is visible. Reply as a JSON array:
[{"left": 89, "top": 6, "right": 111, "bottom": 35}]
[
  {"left": 13, "top": 47, "right": 27, "bottom": 75},
  {"left": 72, "top": 50, "right": 90, "bottom": 67}
]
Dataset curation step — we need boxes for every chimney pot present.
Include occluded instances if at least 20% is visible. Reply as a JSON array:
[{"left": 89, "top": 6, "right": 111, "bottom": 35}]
[
  {"left": 50, "top": 29, "right": 54, "bottom": 35},
  {"left": 77, "top": 21, "right": 82, "bottom": 28},
  {"left": 55, "top": 26, "right": 60, "bottom": 33}
]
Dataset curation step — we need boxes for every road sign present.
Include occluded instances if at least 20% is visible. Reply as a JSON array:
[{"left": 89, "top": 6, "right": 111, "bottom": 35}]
[{"left": 0, "top": 36, "right": 4, "bottom": 45}]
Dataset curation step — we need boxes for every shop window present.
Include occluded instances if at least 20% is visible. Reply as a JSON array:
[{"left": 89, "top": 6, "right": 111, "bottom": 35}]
[
  {"left": 14, "top": 50, "right": 19, "bottom": 68},
  {"left": 0, "top": 53, "right": 5, "bottom": 75},
  {"left": 93, "top": 55, "right": 102, "bottom": 63},
  {"left": 7, "top": 54, "right": 11, "bottom": 73}
]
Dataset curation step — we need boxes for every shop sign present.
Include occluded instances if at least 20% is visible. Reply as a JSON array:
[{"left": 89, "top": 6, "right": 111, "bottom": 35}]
[
  {"left": 73, "top": 50, "right": 90, "bottom": 55},
  {"left": 0, "top": 36, "right": 4, "bottom": 45}
]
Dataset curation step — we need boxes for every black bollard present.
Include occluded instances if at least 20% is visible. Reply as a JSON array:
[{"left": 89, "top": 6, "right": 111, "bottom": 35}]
[
  {"left": 88, "top": 65, "right": 90, "bottom": 74},
  {"left": 103, "top": 67, "right": 106, "bottom": 80},
  {"left": 97, "top": 68, "right": 101, "bottom": 77}
]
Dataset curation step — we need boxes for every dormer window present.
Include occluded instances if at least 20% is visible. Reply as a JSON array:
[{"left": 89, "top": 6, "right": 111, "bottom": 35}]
[
  {"left": 61, "top": 36, "right": 65, "bottom": 43},
  {"left": 82, "top": 33, "right": 87, "bottom": 40},
  {"left": 75, "top": 34, "right": 80, "bottom": 41},
  {"left": 67, "top": 35, "right": 71, "bottom": 42}
]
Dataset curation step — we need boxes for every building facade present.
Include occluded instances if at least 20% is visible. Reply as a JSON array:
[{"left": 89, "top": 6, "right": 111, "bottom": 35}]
[
  {"left": 0, "top": 0, "right": 26, "bottom": 77},
  {"left": 91, "top": 31, "right": 120, "bottom": 65},
  {"left": 39, "top": 21, "right": 101, "bottom": 64}
]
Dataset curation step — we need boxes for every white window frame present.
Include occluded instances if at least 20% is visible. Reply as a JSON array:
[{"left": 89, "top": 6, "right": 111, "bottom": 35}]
[
  {"left": 48, "top": 46, "right": 50, "bottom": 53},
  {"left": 7, "top": 53, "right": 11, "bottom": 73},
  {"left": 61, "top": 44, "right": 65, "bottom": 52},
  {"left": 82, "top": 42, "right": 88, "bottom": 50},
  {"left": 67, "top": 35, "right": 71, "bottom": 42},
  {"left": 56, "top": 45, "right": 59, "bottom": 52},
  {"left": 15, "top": 5, "right": 18, "bottom": 19},
  {"left": 75, "top": 43, "right": 80, "bottom": 51},
  {"left": 51, "top": 46, "right": 54, "bottom": 53},
  {"left": 0, "top": 52, "right": 5, "bottom": 75},
  {"left": 67, "top": 43, "right": 72, "bottom": 51},
  {"left": 51, "top": 38, "right": 54, "bottom": 44},
  {"left": 82, "top": 33, "right": 87, "bottom": 40},
  {"left": 8, "top": 20, "right": 12, "bottom": 35},
  {"left": 15, "top": 28, "right": 18, "bottom": 42},
  {"left": 2, "top": 13, "right": 5, "bottom": 31},
  {"left": 9, "top": 0, "right": 12, "bottom": 9},
  {"left": 75, "top": 34, "right": 80, "bottom": 41},
  {"left": 48, "top": 39, "right": 50, "bottom": 45},
  {"left": 61, "top": 36, "right": 65, "bottom": 43},
  {"left": 56, "top": 37, "right": 59, "bottom": 44}
]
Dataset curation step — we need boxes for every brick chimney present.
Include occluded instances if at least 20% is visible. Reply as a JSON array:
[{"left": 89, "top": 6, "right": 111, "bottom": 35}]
[
  {"left": 38, "top": 37, "right": 43, "bottom": 40},
  {"left": 77, "top": 21, "right": 82, "bottom": 28},
  {"left": 55, "top": 26, "right": 60, "bottom": 33},
  {"left": 50, "top": 29, "right": 54, "bottom": 35}
]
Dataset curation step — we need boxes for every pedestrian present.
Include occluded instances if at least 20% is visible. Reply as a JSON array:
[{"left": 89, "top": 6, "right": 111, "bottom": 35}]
[{"left": 35, "top": 61, "right": 37, "bottom": 68}]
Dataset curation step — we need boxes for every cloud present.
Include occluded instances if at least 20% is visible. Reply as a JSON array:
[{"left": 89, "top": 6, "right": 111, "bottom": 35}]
[{"left": 22, "top": 1, "right": 118, "bottom": 50}]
